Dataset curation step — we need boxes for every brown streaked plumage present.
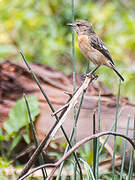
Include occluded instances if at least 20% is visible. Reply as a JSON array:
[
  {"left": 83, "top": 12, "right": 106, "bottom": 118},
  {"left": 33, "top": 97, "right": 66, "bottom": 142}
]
[{"left": 67, "top": 20, "right": 124, "bottom": 81}]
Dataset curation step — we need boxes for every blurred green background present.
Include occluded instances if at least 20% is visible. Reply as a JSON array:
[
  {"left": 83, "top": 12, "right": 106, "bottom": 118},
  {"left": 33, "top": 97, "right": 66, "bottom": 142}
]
[{"left": 0, "top": 0, "right": 135, "bottom": 99}]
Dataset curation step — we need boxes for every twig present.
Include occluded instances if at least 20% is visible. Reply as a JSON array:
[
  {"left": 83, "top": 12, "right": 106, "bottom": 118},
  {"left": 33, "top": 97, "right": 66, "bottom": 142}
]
[
  {"left": 51, "top": 103, "right": 69, "bottom": 116},
  {"left": 18, "top": 131, "right": 135, "bottom": 180},
  {"left": 56, "top": 90, "right": 85, "bottom": 179},
  {"left": 52, "top": 74, "right": 96, "bottom": 117},
  {"left": 48, "top": 75, "right": 95, "bottom": 144},
  {"left": 11, "top": 145, "right": 35, "bottom": 163}
]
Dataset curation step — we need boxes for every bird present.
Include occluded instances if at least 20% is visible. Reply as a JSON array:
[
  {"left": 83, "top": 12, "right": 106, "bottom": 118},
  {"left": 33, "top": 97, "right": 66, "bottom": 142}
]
[{"left": 67, "top": 20, "right": 124, "bottom": 81}]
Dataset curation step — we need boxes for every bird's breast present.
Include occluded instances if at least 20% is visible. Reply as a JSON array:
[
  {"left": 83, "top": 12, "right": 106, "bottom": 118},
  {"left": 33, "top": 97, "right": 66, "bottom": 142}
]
[{"left": 78, "top": 35, "right": 107, "bottom": 65}]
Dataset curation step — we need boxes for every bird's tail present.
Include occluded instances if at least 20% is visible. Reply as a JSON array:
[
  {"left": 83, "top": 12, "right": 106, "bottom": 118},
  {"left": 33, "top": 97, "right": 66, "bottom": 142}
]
[{"left": 111, "top": 65, "right": 124, "bottom": 82}]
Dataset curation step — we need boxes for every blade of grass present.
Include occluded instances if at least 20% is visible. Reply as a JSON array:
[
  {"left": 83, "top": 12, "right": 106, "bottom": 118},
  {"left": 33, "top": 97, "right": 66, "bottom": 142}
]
[
  {"left": 112, "top": 79, "right": 121, "bottom": 179},
  {"left": 86, "top": 61, "right": 90, "bottom": 74},
  {"left": 71, "top": 0, "right": 77, "bottom": 179},
  {"left": 127, "top": 116, "right": 135, "bottom": 180},
  {"left": 93, "top": 111, "right": 97, "bottom": 178},
  {"left": 95, "top": 92, "right": 101, "bottom": 180},
  {"left": 79, "top": 158, "right": 95, "bottom": 180},
  {"left": 24, "top": 95, "right": 47, "bottom": 179},
  {"left": 127, "top": 150, "right": 134, "bottom": 180},
  {"left": 20, "top": 51, "right": 82, "bottom": 178},
  {"left": 99, "top": 109, "right": 123, "bottom": 155},
  {"left": 71, "top": 0, "right": 76, "bottom": 92},
  {"left": 120, "top": 116, "right": 130, "bottom": 180}
]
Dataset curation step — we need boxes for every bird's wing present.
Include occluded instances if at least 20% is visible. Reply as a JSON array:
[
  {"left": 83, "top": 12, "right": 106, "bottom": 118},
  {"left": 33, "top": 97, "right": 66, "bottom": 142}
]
[{"left": 89, "top": 34, "right": 115, "bottom": 65}]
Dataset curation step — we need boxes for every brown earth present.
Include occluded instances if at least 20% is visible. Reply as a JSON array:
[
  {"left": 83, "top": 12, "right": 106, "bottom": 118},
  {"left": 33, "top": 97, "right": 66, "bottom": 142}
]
[{"left": 0, "top": 60, "right": 134, "bottom": 148}]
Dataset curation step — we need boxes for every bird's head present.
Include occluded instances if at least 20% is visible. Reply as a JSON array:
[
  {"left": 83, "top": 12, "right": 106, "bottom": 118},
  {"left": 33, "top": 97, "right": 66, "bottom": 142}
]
[{"left": 67, "top": 20, "right": 94, "bottom": 35}]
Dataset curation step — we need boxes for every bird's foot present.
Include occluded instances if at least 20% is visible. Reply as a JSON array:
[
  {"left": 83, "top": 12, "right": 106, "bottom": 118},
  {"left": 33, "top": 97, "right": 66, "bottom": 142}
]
[{"left": 86, "top": 72, "right": 98, "bottom": 80}]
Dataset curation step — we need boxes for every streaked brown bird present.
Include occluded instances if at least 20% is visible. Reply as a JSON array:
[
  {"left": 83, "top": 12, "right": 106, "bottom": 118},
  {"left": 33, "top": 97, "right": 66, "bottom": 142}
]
[{"left": 67, "top": 20, "right": 124, "bottom": 81}]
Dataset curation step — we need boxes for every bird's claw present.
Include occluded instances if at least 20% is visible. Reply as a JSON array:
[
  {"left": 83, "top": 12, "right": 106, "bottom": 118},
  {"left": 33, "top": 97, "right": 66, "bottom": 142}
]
[{"left": 86, "top": 72, "right": 98, "bottom": 80}]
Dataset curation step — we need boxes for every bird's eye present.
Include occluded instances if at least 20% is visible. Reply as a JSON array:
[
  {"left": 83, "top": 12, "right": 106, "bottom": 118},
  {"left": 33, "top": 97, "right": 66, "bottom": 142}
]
[{"left": 77, "top": 24, "right": 81, "bottom": 27}]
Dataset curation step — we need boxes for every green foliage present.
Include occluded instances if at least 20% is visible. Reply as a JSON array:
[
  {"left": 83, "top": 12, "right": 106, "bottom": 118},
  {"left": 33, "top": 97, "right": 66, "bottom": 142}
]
[
  {"left": 1, "top": 96, "right": 40, "bottom": 157},
  {"left": 77, "top": 142, "right": 93, "bottom": 165},
  {"left": 100, "top": 171, "right": 120, "bottom": 180},
  {"left": 4, "top": 96, "right": 40, "bottom": 135},
  {"left": 0, "top": 157, "right": 11, "bottom": 168},
  {"left": 7, "top": 134, "right": 22, "bottom": 157},
  {"left": 0, "top": 0, "right": 135, "bottom": 99}
]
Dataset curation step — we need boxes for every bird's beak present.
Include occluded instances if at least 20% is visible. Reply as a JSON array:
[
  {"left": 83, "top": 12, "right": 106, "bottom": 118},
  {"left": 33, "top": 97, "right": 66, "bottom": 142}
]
[{"left": 67, "top": 23, "right": 73, "bottom": 27}]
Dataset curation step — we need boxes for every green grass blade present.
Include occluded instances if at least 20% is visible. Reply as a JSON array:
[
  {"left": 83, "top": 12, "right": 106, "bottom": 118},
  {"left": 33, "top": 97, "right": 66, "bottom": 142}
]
[
  {"left": 24, "top": 95, "right": 47, "bottom": 179},
  {"left": 93, "top": 111, "right": 97, "bottom": 179},
  {"left": 71, "top": 0, "right": 77, "bottom": 178},
  {"left": 95, "top": 93, "right": 101, "bottom": 180},
  {"left": 71, "top": 0, "right": 76, "bottom": 92},
  {"left": 127, "top": 116, "right": 135, "bottom": 179},
  {"left": 127, "top": 151, "right": 134, "bottom": 180},
  {"left": 112, "top": 79, "right": 121, "bottom": 179},
  {"left": 79, "top": 158, "right": 95, "bottom": 180},
  {"left": 120, "top": 116, "right": 130, "bottom": 180},
  {"left": 86, "top": 61, "right": 90, "bottom": 74},
  {"left": 99, "top": 109, "right": 123, "bottom": 155}
]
